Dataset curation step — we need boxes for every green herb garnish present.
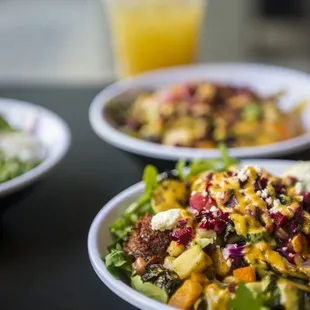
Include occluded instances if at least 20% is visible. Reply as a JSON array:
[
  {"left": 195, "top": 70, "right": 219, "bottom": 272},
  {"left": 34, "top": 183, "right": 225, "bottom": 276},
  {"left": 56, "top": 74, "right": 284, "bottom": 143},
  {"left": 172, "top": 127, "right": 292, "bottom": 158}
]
[{"left": 230, "top": 282, "right": 265, "bottom": 310}]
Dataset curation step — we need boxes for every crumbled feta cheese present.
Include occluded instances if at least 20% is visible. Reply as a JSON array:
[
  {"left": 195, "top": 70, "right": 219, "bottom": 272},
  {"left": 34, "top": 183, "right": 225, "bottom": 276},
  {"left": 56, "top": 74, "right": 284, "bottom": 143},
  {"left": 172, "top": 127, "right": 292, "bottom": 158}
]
[
  {"left": 273, "top": 199, "right": 281, "bottom": 208},
  {"left": 256, "top": 190, "right": 262, "bottom": 197},
  {"left": 210, "top": 206, "right": 220, "bottom": 216},
  {"left": 151, "top": 209, "right": 182, "bottom": 231},
  {"left": 282, "top": 247, "right": 288, "bottom": 251},
  {"left": 288, "top": 253, "right": 294, "bottom": 258},
  {"left": 254, "top": 166, "right": 262, "bottom": 173},
  {"left": 261, "top": 188, "right": 269, "bottom": 199},
  {"left": 226, "top": 259, "right": 232, "bottom": 268},
  {"left": 191, "top": 191, "right": 197, "bottom": 196},
  {"left": 283, "top": 162, "right": 310, "bottom": 191},
  {"left": 237, "top": 168, "right": 248, "bottom": 182},
  {"left": 202, "top": 191, "right": 208, "bottom": 197},
  {"left": 266, "top": 197, "right": 273, "bottom": 206},
  {"left": 295, "top": 182, "right": 303, "bottom": 194}
]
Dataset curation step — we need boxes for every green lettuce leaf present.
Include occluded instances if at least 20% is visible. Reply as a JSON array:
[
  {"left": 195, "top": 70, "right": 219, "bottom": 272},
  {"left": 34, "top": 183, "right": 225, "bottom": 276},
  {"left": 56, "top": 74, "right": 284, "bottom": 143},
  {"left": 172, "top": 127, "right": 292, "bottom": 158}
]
[{"left": 105, "top": 244, "right": 132, "bottom": 281}]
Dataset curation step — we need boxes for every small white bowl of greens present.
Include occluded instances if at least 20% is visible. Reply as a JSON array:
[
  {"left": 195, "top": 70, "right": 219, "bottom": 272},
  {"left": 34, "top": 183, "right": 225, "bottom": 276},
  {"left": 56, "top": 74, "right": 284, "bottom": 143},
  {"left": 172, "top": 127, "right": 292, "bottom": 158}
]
[{"left": 0, "top": 98, "right": 70, "bottom": 197}]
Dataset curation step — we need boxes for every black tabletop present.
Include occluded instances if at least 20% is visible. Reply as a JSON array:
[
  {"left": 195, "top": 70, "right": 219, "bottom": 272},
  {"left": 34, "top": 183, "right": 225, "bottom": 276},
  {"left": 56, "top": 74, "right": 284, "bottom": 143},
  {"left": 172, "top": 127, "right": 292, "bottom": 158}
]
[{"left": 0, "top": 86, "right": 309, "bottom": 310}]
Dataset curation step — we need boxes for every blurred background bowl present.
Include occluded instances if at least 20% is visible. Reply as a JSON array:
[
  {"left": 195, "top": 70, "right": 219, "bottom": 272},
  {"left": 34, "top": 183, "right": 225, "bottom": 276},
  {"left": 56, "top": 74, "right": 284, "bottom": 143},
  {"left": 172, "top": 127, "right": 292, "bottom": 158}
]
[
  {"left": 89, "top": 63, "right": 310, "bottom": 160},
  {"left": 0, "top": 98, "right": 71, "bottom": 198}
]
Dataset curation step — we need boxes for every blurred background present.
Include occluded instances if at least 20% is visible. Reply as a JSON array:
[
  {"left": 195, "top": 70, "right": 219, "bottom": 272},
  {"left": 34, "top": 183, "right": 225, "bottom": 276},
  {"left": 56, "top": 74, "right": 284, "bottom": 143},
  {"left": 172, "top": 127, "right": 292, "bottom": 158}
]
[{"left": 0, "top": 0, "right": 309, "bottom": 86}]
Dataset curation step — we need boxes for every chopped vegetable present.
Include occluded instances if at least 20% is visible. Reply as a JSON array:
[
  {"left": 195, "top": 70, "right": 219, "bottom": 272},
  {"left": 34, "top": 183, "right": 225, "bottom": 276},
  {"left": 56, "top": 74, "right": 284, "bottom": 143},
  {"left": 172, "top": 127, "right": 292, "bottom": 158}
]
[
  {"left": 233, "top": 266, "right": 256, "bottom": 283},
  {"left": 105, "top": 244, "right": 132, "bottom": 281},
  {"left": 131, "top": 275, "right": 168, "bottom": 303},
  {"left": 141, "top": 264, "right": 181, "bottom": 295},
  {"left": 168, "top": 279, "right": 203, "bottom": 310},
  {"left": 172, "top": 244, "right": 212, "bottom": 279},
  {"left": 230, "top": 282, "right": 264, "bottom": 310}
]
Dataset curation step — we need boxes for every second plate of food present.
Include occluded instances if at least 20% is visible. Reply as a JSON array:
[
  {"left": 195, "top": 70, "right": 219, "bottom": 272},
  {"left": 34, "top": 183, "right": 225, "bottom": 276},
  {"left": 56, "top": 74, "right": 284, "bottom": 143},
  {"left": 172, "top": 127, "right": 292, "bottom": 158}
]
[
  {"left": 0, "top": 98, "right": 71, "bottom": 197},
  {"left": 89, "top": 63, "right": 310, "bottom": 160}
]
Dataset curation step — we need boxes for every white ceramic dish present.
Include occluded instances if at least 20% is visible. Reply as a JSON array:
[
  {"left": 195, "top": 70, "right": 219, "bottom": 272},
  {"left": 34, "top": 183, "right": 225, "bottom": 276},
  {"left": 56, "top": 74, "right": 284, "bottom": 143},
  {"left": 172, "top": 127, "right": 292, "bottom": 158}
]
[
  {"left": 89, "top": 63, "right": 310, "bottom": 160},
  {"left": 0, "top": 98, "right": 71, "bottom": 197},
  {"left": 88, "top": 159, "right": 297, "bottom": 310}
]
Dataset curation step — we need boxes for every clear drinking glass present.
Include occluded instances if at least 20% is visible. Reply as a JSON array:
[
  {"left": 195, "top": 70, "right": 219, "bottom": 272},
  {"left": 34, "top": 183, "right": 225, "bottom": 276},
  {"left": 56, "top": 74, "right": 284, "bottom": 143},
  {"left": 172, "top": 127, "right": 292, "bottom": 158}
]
[{"left": 103, "top": 0, "right": 207, "bottom": 77}]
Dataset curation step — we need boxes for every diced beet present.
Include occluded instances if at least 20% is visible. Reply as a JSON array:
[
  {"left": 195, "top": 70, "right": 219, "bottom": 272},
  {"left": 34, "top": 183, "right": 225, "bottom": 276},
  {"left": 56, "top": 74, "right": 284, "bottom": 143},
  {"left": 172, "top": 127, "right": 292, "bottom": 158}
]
[
  {"left": 205, "top": 196, "right": 216, "bottom": 210},
  {"left": 285, "top": 207, "right": 303, "bottom": 235},
  {"left": 205, "top": 173, "right": 213, "bottom": 191},
  {"left": 199, "top": 218, "right": 215, "bottom": 230},
  {"left": 303, "top": 192, "right": 310, "bottom": 212},
  {"left": 171, "top": 227, "right": 193, "bottom": 246},
  {"left": 176, "top": 218, "right": 188, "bottom": 229},
  {"left": 274, "top": 182, "right": 285, "bottom": 194},
  {"left": 270, "top": 212, "right": 288, "bottom": 228},
  {"left": 231, "top": 256, "right": 246, "bottom": 269},
  {"left": 214, "top": 220, "right": 226, "bottom": 234},
  {"left": 190, "top": 193, "right": 206, "bottom": 211},
  {"left": 228, "top": 283, "right": 237, "bottom": 293},
  {"left": 254, "top": 177, "right": 268, "bottom": 191},
  {"left": 225, "top": 195, "right": 238, "bottom": 208}
]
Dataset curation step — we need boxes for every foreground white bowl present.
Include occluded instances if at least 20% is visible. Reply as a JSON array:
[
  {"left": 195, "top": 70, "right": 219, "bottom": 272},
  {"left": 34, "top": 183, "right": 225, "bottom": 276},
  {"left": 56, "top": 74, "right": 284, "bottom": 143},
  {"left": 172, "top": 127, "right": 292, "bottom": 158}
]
[
  {"left": 0, "top": 98, "right": 71, "bottom": 197},
  {"left": 88, "top": 159, "right": 296, "bottom": 310},
  {"left": 89, "top": 63, "right": 310, "bottom": 160}
]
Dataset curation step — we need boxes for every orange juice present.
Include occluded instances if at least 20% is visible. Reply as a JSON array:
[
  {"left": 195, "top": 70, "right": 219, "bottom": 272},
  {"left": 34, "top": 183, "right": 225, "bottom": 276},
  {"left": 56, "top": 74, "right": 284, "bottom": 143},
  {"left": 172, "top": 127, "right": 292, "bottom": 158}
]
[{"left": 106, "top": 0, "right": 206, "bottom": 77}]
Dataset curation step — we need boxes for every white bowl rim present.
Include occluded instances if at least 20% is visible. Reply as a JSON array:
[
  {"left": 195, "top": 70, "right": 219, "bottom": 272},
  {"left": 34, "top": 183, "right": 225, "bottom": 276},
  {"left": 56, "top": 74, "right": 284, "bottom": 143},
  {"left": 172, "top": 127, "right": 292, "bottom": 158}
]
[
  {"left": 87, "top": 159, "right": 297, "bottom": 310},
  {"left": 0, "top": 97, "right": 71, "bottom": 197},
  {"left": 89, "top": 62, "right": 310, "bottom": 160}
]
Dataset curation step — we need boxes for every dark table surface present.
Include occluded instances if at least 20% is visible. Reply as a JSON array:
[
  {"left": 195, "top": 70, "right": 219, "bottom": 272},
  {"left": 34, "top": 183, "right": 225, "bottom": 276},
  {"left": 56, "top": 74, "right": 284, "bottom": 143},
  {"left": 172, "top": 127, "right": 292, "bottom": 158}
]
[{"left": 0, "top": 86, "right": 309, "bottom": 310}]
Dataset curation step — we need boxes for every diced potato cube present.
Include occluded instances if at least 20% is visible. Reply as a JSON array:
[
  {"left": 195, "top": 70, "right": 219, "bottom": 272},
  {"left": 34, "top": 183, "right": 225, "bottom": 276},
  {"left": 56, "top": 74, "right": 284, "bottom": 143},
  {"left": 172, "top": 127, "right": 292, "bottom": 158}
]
[
  {"left": 172, "top": 245, "right": 212, "bottom": 279},
  {"left": 211, "top": 248, "right": 231, "bottom": 278},
  {"left": 152, "top": 179, "right": 188, "bottom": 213},
  {"left": 233, "top": 266, "right": 256, "bottom": 283},
  {"left": 163, "top": 256, "right": 175, "bottom": 270},
  {"left": 167, "top": 241, "right": 185, "bottom": 257},
  {"left": 168, "top": 279, "right": 202, "bottom": 310}
]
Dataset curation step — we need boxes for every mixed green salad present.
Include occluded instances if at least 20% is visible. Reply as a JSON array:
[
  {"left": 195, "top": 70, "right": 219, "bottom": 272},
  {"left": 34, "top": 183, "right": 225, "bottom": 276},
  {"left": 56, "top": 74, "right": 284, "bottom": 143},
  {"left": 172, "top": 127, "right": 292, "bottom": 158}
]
[
  {"left": 104, "top": 146, "right": 310, "bottom": 310},
  {"left": 0, "top": 115, "right": 44, "bottom": 183}
]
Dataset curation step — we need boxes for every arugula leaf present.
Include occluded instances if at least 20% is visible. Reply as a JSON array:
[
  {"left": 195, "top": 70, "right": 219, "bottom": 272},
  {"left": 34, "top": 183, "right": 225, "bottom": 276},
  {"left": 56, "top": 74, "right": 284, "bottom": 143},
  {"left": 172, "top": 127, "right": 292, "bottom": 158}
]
[
  {"left": 230, "top": 282, "right": 265, "bottom": 310},
  {"left": 110, "top": 165, "right": 158, "bottom": 242},
  {"left": 219, "top": 143, "right": 238, "bottom": 170},
  {"left": 105, "top": 244, "right": 132, "bottom": 281},
  {"left": 175, "top": 159, "right": 186, "bottom": 180}
]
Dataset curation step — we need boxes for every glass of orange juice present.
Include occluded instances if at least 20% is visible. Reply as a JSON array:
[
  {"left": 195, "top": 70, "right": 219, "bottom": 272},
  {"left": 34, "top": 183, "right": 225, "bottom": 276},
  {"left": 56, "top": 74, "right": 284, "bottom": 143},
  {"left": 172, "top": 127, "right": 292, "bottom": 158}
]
[{"left": 103, "top": 0, "right": 207, "bottom": 77}]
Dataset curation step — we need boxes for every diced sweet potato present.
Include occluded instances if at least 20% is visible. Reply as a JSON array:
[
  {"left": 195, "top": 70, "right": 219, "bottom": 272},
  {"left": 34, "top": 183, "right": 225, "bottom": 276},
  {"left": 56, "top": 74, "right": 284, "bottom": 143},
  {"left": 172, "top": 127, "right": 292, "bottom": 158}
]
[
  {"left": 233, "top": 266, "right": 256, "bottom": 283},
  {"left": 168, "top": 279, "right": 202, "bottom": 310},
  {"left": 190, "top": 272, "right": 209, "bottom": 285},
  {"left": 211, "top": 248, "right": 231, "bottom": 277},
  {"left": 172, "top": 245, "right": 212, "bottom": 279},
  {"left": 291, "top": 233, "right": 307, "bottom": 253}
]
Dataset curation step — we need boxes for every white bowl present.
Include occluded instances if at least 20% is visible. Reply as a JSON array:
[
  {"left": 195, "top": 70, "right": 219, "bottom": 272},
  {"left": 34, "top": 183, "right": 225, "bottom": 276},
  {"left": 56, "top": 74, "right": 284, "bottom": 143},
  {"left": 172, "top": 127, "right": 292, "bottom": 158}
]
[
  {"left": 89, "top": 63, "right": 310, "bottom": 160},
  {"left": 0, "top": 98, "right": 71, "bottom": 197},
  {"left": 88, "top": 159, "right": 296, "bottom": 310}
]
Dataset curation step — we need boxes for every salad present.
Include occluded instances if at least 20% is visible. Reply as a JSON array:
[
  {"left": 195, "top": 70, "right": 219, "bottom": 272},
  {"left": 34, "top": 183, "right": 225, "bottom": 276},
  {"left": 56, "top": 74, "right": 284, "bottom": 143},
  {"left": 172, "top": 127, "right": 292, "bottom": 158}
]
[
  {"left": 115, "top": 82, "right": 305, "bottom": 148},
  {"left": 0, "top": 114, "right": 44, "bottom": 183},
  {"left": 105, "top": 148, "right": 310, "bottom": 310}
]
